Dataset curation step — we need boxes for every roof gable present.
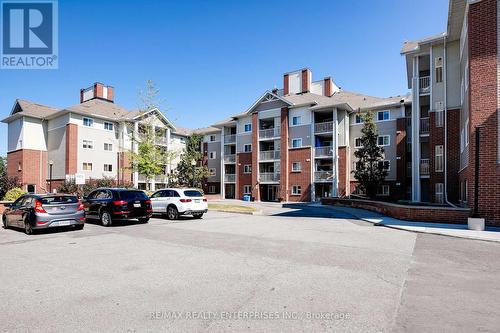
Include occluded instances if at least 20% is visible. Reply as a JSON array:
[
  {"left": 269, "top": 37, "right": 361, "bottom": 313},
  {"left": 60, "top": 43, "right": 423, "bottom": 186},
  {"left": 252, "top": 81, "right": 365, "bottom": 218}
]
[
  {"left": 132, "top": 108, "right": 177, "bottom": 130},
  {"left": 245, "top": 91, "right": 292, "bottom": 115}
]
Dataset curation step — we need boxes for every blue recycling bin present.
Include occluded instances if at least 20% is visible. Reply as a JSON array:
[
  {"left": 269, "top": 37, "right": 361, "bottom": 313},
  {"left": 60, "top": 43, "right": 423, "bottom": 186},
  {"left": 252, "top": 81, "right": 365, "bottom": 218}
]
[{"left": 243, "top": 195, "right": 251, "bottom": 202}]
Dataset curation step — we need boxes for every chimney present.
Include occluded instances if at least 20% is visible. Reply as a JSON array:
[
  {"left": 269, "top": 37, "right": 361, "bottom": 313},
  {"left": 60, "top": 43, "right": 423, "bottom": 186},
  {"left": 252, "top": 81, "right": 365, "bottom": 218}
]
[
  {"left": 283, "top": 74, "right": 289, "bottom": 95},
  {"left": 324, "top": 77, "right": 333, "bottom": 97},
  {"left": 301, "top": 69, "right": 311, "bottom": 93},
  {"left": 80, "top": 82, "right": 114, "bottom": 103}
]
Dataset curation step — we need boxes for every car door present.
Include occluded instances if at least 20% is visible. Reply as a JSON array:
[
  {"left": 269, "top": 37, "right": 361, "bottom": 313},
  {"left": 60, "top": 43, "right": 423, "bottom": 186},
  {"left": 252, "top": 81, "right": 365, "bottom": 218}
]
[
  {"left": 84, "top": 191, "right": 99, "bottom": 218},
  {"left": 19, "top": 196, "right": 34, "bottom": 225},
  {"left": 157, "top": 190, "right": 171, "bottom": 213},
  {"left": 150, "top": 191, "right": 164, "bottom": 213},
  {"left": 7, "top": 196, "right": 25, "bottom": 226}
]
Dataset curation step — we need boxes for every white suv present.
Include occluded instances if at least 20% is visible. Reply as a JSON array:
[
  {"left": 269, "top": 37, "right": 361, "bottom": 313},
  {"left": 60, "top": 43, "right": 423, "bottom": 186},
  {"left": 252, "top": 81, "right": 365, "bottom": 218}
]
[{"left": 150, "top": 188, "right": 208, "bottom": 220}]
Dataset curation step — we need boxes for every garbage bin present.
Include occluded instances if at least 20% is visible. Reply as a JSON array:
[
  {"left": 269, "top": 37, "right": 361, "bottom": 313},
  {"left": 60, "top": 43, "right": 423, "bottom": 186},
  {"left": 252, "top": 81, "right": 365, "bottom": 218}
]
[{"left": 243, "top": 195, "right": 251, "bottom": 202}]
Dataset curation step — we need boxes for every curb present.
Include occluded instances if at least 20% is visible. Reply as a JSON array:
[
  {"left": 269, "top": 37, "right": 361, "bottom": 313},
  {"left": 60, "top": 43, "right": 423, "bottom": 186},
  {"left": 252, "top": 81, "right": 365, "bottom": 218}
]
[{"left": 209, "top": 209, "right": 262, "bottom": 216}]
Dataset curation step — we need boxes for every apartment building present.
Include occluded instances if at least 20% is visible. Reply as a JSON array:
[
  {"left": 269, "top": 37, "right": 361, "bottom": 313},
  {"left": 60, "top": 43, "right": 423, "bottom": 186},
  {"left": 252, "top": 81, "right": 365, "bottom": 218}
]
[
  {"left": 401, "top": 0, "right": 500, "bottom": 223},
  {"left": 2, "top": 83, "right": 189, "bottom": 192},
  {"left": 201, "top": 68, "right": 411, "bottom": 202}
]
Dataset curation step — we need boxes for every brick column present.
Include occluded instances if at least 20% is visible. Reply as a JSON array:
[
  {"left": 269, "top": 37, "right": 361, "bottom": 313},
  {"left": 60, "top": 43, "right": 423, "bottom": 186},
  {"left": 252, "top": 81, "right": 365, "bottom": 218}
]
[
  {"left": 65, "top": 124, "right": 78, "bottom": 175},
  {"left": 301, "top": 69, "right": 310, "bottom": 93},
  {"left": 283, "top": 74, "right": 289, "bottom": 95},
  {"left": 280, "top": 107, "right": 289, "bottom": 201},
  {"left": 468, "top": 0, "right": 500, "bottom": 225},
  {"left": 251, "top": 113, "right": 260, "bottom": 201},
  {"left": 396, "top": 118, "right": 408, "bottom": 200}
]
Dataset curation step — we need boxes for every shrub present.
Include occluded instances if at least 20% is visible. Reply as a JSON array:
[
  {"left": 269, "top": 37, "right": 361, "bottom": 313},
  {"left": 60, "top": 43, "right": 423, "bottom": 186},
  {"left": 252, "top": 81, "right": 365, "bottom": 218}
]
[
  {"left": 3, "top": 187, "right": 26, "bottom": 201},
  {"left": 57, "top": 180, "right": 79, "bottom": 194}
]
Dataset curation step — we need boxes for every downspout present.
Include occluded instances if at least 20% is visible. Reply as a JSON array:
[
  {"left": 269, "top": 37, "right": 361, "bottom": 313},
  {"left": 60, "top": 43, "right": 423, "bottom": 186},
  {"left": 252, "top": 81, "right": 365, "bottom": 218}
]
[{"left": 443, "top": 37, "right": 457, "bottom": 207}]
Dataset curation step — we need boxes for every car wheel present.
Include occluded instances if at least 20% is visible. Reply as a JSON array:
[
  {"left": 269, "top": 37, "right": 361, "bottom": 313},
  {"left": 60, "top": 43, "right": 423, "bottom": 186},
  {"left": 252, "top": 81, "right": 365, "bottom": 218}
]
[
  {"left": 193, "top": 213, "right": 203, "bottom": 219},
  {"left": 167, "top": 206, "right": 178, "bottom": 220},
  {"left": 74, "top": 224, "right": 84, "bottom": 230},
  {"left": 2, "top": 215, "right": 7, "bottom": 229},
  {"left": 138, "top": 218, "right": 149, "bottom": 224},
  {"left": 100, "top": 210, "right": 112, "bottom": 227},
  {"left": 24, "top": 220, "right": 34, "bottom": 235}
]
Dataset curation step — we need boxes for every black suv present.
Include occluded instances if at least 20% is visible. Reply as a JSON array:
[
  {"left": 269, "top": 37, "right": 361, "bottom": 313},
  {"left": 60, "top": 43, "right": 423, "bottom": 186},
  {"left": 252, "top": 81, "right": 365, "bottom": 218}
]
[{"left": 83, "top": 188, "right": 152, "bottom": 226}]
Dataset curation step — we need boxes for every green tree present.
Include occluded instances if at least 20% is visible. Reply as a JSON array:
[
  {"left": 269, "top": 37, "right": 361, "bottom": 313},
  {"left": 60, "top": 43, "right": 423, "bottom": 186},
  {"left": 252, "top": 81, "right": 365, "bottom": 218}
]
[
  {"left": 353, "top": 111, "right": 388, "bottom": 198},
  {"left": 0, "top": 157, "right": 21, "bottom": 199},
  {"left": 127, "top": 80, "right": 177, "bottom": 190},
  {"left": 176, "top": 134, "right": 209, "bottom": 188}
]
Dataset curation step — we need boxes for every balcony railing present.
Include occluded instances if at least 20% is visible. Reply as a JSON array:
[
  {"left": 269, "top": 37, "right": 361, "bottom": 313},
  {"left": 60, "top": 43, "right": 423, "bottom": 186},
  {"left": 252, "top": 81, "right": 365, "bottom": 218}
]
[
  {"left": 259, "top": 172, "right": 280, "bottom": 183},
  {"left": 223, "top": 154, "right": 236, "bottom": 163},
  {"left": 155, "top": 175, "right": 168, "bottom": 183},
  {"left": 155, "top": 136, "right": 169, "bottom": 145},
  {"left": 224, "top": 174, "right": 236, "bottom": 183},
  {"left": 419, "top": 76, "right": 430, "bottom": 94},
  {"left": 420, "top": 159, "right": 430, "bottom": 176},
  {"left": 314, "top": 121, "right": 333, "bottom": 133},
  {"left": 420, "top": 117, "right": 430, "bottom": 134},
  {"left": 224, "top": 134, "right": 236, "bottom": 144},
  {"left": 315, "top": 146, "right": 333, "bottom": 157},
  {"left": 314, "top": 171, "right": 333, "bottom": 182},
  {"left": 259, "top": 127, "right": 281, "bottom": 139},
  {"left": 259, "top": 150, "right": 280, "bottom": 161}
]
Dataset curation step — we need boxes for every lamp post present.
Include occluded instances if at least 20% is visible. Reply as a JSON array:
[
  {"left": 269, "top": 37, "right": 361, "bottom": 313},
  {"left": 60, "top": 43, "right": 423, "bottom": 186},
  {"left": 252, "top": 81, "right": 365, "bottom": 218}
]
[
  {"left": 191, "top": 158, "right": 196, "bottom": 188},
  {"left": 48, "top": 160, "right": 54, "bottom": 193}
]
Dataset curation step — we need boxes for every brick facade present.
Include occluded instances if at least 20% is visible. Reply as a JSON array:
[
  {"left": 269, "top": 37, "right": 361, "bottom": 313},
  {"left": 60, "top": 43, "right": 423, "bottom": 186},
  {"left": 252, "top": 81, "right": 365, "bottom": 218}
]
[
  {"left": 237, "top": 152, "right": 252, "bottom": 200},
  {"left": 288, "top": 147, "right": 312, "bottom": 202},
  {"left": 117, "top": 151, "right": 132, "bottom": 184},
  {"left": 395, "top": 118, "right": 408, "bottom": 200},
  {"left": 337, "top": 146, "right": 348, "bottom": 197},
  {"left": 65, "top": 124, "right": 78, "bottom": 175},
  {"left": 7, "top": 149, "right": 48, "bottom": 193},
  {"left": 301, "top": 69, "right": 310, "bottom": 93},
  {"left": 468, "top": 0, "right": 500, "bottom": 225}
]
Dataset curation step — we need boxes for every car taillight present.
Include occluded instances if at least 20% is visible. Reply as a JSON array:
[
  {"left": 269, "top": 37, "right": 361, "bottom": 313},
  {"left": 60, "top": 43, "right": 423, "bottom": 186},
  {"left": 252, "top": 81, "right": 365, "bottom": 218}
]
[
  {"left": 203, "top": 198, "right": 207, "bottom": 202},
  {"left": 77, "top": 200, "right": 84, "bottom": 211},
  {"left": 145, "top": 200, "right": 151, "bottom": 205},
  {"left": 180, "top": 199, "right": 192, "bottom": 203},
  {"left": 113, "top": 200, "right": 128, "bottom": 206},
  {"left": 34, "top": 200, "right": 47, "bottom": 213}
]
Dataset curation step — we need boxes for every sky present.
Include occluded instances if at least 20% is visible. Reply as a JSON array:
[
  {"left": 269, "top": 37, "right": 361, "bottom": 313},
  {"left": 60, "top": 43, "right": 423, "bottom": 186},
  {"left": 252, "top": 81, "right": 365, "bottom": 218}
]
[{"left": 0, "top": 0, "right": 449, "bottom": 155}]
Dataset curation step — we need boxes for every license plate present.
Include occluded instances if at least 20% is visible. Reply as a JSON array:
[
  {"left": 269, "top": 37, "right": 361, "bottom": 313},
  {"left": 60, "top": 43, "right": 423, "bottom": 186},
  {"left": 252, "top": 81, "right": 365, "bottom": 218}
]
[
  {"left": 134, "top": 203, "right": 141, "bottom": 208},
  {"left": 53, "top": 220, "right": 71, "bottom": 227},
  {"left": 195, "top": 199, "right": 200, "bottom": 203}
]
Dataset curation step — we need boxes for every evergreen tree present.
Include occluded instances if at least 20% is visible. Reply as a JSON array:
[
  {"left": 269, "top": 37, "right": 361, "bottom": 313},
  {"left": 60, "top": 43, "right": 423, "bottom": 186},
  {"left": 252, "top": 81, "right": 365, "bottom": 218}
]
[{"left": 353, "top": 111, "right": 388, "bottom": 198}]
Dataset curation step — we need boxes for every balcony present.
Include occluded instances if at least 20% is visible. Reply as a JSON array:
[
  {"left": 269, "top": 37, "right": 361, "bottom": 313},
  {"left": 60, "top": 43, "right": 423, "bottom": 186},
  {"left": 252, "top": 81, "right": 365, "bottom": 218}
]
[
  {"left": 315, "top": 146, "right": 333, "bottom": 158},
  {"left": 259, "top": 150, "right": 280, "bottom": 161},
  {"left": 155, "top": 175, "right": 168, "bottom": 183},
  {"left": 259, "top": 127, "right": 280, "bottom": 139},
  {"left": 314, "top": 121, "right": 333, "bottom": 134},
  {"left": 155, "top": 136, "right": 169, "bottom": 146},
  {"left": 420, "top": 117, "right": 430, "bottom": 135},
  {"left": 223, "top": 154, "right": 236, "bottom": 163},
  {"left": 420, "top": 159, "right": 430, "bottom": 176},
  {"left": 224, "top": 174, "right": 236, "bottom": 183},
  {"left": 259, "top": 172, "right": 280, "bottom": 183},
  {"left": 314, "top": 171, "right": 333, "bottom": 182},
  {"left": 419, "top": 76, "right": 430, "bottom": 94},
  {"left": 224, "top": 134, "right": 236, "bottom": 144}
]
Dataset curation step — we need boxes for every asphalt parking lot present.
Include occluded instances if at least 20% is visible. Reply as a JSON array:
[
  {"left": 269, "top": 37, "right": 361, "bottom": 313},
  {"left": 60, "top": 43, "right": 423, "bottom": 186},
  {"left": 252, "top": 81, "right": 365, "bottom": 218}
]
[{"left": 1, "top": 207, "right": 499, "bottom": 332}]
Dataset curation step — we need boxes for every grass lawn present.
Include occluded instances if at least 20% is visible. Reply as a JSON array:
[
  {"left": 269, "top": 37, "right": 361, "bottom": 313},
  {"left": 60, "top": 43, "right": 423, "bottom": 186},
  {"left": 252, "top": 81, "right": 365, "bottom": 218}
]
[{"left": 208, "top": 203, "right": 257, "bottom": 213}]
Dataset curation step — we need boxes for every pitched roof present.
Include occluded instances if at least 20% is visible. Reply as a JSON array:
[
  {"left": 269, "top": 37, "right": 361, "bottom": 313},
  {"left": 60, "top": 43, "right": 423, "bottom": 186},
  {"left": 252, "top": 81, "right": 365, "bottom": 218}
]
[
  {"left": 172, "top": 126, "right": 193, "bottom": 136},
  {"left": 64, "top": 99, "right": 130, "bottom": 120},
  {"left": 1, "top": 99, "right": 60, "bottom": 122}
]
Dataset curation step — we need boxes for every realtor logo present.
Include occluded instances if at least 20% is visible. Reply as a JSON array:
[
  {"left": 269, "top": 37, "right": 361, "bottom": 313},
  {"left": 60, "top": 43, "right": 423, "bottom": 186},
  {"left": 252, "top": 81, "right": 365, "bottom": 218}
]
[{"left": 1, "top": 0, "right": 58, "bottom": 69}]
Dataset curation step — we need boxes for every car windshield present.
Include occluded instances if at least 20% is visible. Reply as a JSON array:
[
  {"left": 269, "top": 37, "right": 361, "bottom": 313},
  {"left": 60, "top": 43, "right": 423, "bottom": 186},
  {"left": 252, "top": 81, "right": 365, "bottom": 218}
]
[
  {"left": 184, "top": 190, "right": 203, "bottom": 197},
  {"left": 118, "top": 191, "right": 149, "bottom": 201},
  {"left": 40, "top": 196, "right": 78, "bottom": 204}
]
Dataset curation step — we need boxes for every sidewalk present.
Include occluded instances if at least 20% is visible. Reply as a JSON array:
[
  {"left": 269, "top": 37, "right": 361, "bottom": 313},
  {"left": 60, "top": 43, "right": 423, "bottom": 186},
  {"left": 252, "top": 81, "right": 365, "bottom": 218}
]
[{"left": 310, "top": 203, "right": 500, "bottom": 243}]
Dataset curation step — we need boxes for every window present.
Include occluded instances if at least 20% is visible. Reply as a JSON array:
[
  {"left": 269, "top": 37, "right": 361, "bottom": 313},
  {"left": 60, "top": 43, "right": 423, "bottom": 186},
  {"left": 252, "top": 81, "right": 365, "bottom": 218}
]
[
  {"left": 355, "top": 114, "right": 363, "bottom": 124},
  {"left": 243, "top": 185, "right": 252, "bottom": 195},
  {"left": 435, "top": 57, "right": 443, "bottom": 83},
  {"left": 82, "top": 162, "right": 93, "bottom": 171},
  {"left": 291, "top": 138, "right": 302, "bottom": 148},
  {"left": 465, "top": 118, "right": 469, "bottom": 146},
  {"left": 435, "top": 183, "right": 444, "bottom": 204},
  {"left": 292, "top": 162, "right": 301, "bottom": 172},
  {"left": 377, "top": 185, "right": 390, "bottom": 196},
  {"left": 435, "top": 101, "right": 444, "bottom": 128},
  {"left": 104, "top": 143, "right": 113, "bottom": 151},
  {"left": 104, "top": 164, "right": 113, "bottom": 172},
  {"left": 83, "top": 117, "right": 94, "bottom": 127},
  {"left": 354, "top": 137, "right": 363, "bottom": 148},
  {"left": 292, "top": 116, "right": 301, "bottom": 126},
  {"left": 244, "top": 144, "right": 252, "bottom": 152},
  {"left": 291, "top": 185, "right": 302, "bottom": 195},
  {"left": 435, "top": 145, "right": 444, "bottom": 172},
  {"left": 353, "top": 161, "right": 363, "bottom": 171},
  {"left": 244, "top": 165, "right": 252, "bottom": 173},
  {"left": 244, "top": 123, "right": 252, "bottom": 132},
  {"left": 104, "top": 122, "right": 114, "bottom": 131},
  {"left": 209, "top": 135, "right": 216, "bottom": 142},
  {"left": 209, "top": 168, "right": 216, "bottom": 176},
  {"left": 82, "top": 140, "right": 93, "bottom": 149},
  {"left": 377, "top": 110, "right": 390, "bottom": 121},
  {"left": 377, "top": 160, "right": 390, "bottom": 171},
  {"left": 208, "top": 185, "right": 216, "bottom": 194},
  {"left": 377, "top": 135, "right": 390, "bottom": 146},
  {"left": 209, "top": 151, "right": 216, "bottom": 159}
]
